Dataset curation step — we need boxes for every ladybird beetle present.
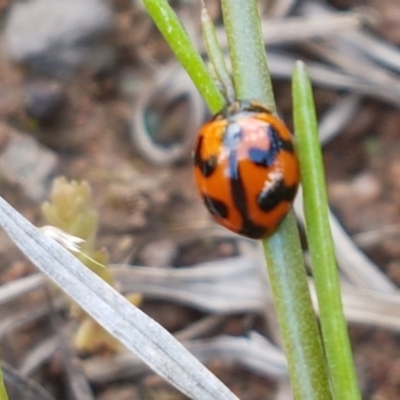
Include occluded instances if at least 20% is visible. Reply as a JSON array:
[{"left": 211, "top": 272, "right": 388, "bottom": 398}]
[{"left": 194, "top": 101, "right": 299, "bottom": 239}]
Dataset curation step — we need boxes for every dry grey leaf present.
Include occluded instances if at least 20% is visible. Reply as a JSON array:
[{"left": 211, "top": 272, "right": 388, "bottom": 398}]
[
  {"left": 112, "top": 255, "right": 269, "bottom": 313},
  {"left": 0, "top": 196, "right": 239, "bottom": 400},
  {"left": 83, "top": 332, "right": 287, "bottom": 384}
]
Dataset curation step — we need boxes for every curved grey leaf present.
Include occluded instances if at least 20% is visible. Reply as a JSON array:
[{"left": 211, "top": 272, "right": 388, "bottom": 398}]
[{"left": 0, "top": 196, "right": 239, "bottom": 400}]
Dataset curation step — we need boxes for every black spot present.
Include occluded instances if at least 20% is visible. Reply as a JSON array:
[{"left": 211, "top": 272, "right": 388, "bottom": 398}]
[
  {"left": 240, "top": 221, "right": 268, "bottom": 239},
  {"left": 194, "top": 136, "right": 217, "bottom": 177},
  {"left": 230, "top": 167, "right": 248, "bottom": 218},
  {"left": 258, "top": 180, "right": 298, "bottom": 212},
  {"left": 249, "top": 126, "right": 295, "bottom": 168},
  {"left": 230, "top": 167, "right": 268, "bottom": 239},
  {"left": 203, "top": 195, "right": 228, "bottom": 219},
  {"left": 280, "top": 138, "right": 294, "bottom": 153}
]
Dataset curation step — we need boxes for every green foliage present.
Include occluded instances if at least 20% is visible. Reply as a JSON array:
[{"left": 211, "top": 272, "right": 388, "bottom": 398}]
[
  {"left": 142, "top": 0, "right": 362, "bottom": 398},
  {"left": 142, "top": 0, "right": 225, "bottom": 114},
  {"left": 220, "top": 1, "right": 332, "bottom": 397},
  {"left": 293, "top": 61, "right": 360, "bottom": 400}
]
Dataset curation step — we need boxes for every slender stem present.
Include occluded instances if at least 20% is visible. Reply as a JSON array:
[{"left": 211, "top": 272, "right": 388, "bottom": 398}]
[
  {"left": 201, "top": 4, "right": 235, "bottom": 102},
  {"left": 292, "top": 61, "right": 361, "bottom": 400},
  {"left": 221, "top": 1, "right": 332, "bottom": 398},
  {"left": 142, "top": 0, "right": 225, "bottom": 114},
  {"left": 221, "top": 0, "right": 275, "bottom": 111},
  {"left": 263, "top": 214, "right": 332, "bottom": 400}
]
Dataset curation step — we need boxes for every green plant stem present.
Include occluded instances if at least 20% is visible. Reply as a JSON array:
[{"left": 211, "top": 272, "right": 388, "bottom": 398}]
[
  {"left": 0, "top": 365, "right": 9, "bottom": 400},
  {"left": 201, "top": 4, "right": 235, "bottom": 102},
  {"left": 221, "top": 1, "right": 332, "bottom": 399},
  {"left": 263, "top": 215, "right": 331, "bottom": 400},
  {"left": 220, "top": 0, "right": 275, "bottom": 111},
  {"left": 142, "top": 0, "right": 225, "bottom": 114},
  {"left": 293, "top": 61, "right": 361, "bottom": 400}
]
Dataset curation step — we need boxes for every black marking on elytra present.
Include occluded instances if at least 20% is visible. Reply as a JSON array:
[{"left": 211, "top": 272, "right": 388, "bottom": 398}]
[
  {"left": 224, "top": 125, "right": 270, "bottom": 239},
  {"left": 248, "top": 127, "right": 278, "bottom": 167},
  {"left": 230, "top": 168, "right": 247, "bottom": 218},
  {"left": 258, "top": 180, "right": 298, "bottom": 212},
  {"left": 203, "top": 195, "right": 228, "bottom": 219},
  {"left": 194, "top": 136, "right": 217, "bottom": 178},
  {"left": 239, "top": 223, "right": 268, "bottom": 239},
  {"left": 230, "top": 163, "right": 268, "bottom": 239},
  {"left": 248, "top": 125, "right": 285, "bottom": 167},
  {"left": 280, "top": 138, "right": 294, "bottom": 153}
]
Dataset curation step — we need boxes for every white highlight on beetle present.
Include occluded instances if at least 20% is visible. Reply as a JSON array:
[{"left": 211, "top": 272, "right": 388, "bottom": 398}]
[
  {"left": 262, "top": 170, "right": 283, "bottom": 195},
  {"left": 40, "top": 225, "right": 105, "bottom": 268}
]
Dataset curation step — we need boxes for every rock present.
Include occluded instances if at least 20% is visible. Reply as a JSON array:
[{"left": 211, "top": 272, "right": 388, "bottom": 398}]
[
  {"left": 4, "top": 0, "right": 115, "bottom": 78},
  {"left": 25, "top": 81, "right": 66, "bottom": 121},
  {"left": 0, "top": 124, "right": 58, "bottom": 200}
]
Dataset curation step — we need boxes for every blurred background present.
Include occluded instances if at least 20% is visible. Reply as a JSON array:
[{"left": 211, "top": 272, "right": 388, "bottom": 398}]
[{"left": 1, "top": 0, "right": 400, "bottom": 399}]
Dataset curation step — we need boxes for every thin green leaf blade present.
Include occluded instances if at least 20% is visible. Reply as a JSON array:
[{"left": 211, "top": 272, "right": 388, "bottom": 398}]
[{"left": 292, "top": 60, "right": 361, "bottom": 400}]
